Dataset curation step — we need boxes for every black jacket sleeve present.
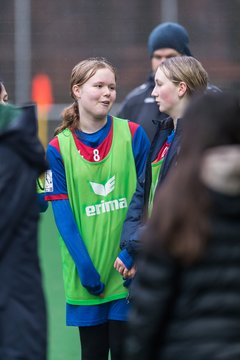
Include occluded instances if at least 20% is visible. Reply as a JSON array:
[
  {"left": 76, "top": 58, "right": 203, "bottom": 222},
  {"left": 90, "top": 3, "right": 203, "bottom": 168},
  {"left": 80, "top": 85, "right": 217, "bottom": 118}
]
[{"left": 120, "top": 173, "right": 145, "bottom": 257}]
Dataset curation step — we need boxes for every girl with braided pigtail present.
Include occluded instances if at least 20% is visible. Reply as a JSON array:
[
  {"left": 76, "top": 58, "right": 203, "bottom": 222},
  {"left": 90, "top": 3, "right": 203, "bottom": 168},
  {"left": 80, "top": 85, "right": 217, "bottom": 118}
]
[{"left": 45, "top": 57, "right": 150, "bottom": 360}]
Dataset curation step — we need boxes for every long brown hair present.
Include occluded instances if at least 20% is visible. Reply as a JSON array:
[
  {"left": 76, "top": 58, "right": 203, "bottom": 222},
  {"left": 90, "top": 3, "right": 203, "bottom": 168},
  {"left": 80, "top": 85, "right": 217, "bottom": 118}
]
[
  {"left": 54, "top": 57, "right": 117, "bottom": 135},
  {"left": 144, "top": 92, "right": 240, "bottom": 264}
]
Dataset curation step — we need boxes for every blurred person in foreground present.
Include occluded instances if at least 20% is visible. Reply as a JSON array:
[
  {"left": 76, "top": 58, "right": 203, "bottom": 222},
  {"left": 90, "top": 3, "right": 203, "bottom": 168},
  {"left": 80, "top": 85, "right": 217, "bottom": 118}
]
[
  {"left": 0, "top": 102, "right": 48, "bottom": 359},
  {"left": 114, "top": 56, "right": 208, "bottom": 280},
  {"left": 117, "top": 22, "right": 219, "bottom": 142},
  {"left": 124, "top": 92, "right": 240, "bottom": 360},
  {"left": 0, "top": 79, "right": 48, "bottom": 213}
]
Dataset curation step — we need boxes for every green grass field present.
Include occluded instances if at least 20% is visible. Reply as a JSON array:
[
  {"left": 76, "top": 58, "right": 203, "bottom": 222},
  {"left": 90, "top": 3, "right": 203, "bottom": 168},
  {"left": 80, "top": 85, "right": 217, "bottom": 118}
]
[{"left": 39, "top": 206, "right": 81, "bottom": 360}]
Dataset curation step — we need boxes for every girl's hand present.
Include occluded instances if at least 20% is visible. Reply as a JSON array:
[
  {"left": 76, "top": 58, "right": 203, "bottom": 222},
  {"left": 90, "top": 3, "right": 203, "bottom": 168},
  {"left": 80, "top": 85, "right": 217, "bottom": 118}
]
[
  {"left": 114, "top": 257, "right": 128, "bottom": 275},
  {"left": 123, "top": 265, "right": 137, "bottom": 279}
]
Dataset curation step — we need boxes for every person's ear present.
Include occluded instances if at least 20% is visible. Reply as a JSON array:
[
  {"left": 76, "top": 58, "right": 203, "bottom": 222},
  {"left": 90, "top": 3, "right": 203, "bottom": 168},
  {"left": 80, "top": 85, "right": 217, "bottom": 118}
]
[
  {"left": 178, "top": 81, "right": 188, "bottom": 97},
  {"left": 72, "top": 84, "right": 81, "bottom": 99}
]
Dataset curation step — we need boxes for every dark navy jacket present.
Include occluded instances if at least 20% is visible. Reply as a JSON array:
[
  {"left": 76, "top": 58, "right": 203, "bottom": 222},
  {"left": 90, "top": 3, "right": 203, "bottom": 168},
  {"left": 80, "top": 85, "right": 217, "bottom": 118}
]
[{"left": 118, "top": 117, "right": 183, "bottom": 268}]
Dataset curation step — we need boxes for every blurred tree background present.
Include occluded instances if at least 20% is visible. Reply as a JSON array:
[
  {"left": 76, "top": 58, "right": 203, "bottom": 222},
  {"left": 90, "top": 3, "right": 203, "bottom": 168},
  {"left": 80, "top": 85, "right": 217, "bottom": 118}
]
[{"left": 1, "top": 1, "right": 240, "bottom": 112}]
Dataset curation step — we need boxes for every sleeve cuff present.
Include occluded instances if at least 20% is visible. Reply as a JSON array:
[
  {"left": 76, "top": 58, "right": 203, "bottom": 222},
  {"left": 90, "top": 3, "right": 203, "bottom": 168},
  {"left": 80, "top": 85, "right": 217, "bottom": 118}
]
[{"left": 118, "top": 249, "right": 134, "bottom": 269}]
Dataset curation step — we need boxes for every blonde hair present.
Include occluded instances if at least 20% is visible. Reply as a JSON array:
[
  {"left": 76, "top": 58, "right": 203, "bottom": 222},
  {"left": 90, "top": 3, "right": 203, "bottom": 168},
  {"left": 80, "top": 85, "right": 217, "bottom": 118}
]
[
  {"left": 55, "top": 57, "right": 117, "bottom": 135},
  {"left": 159, "top": 56, "right": 208, "bottom": 95}
]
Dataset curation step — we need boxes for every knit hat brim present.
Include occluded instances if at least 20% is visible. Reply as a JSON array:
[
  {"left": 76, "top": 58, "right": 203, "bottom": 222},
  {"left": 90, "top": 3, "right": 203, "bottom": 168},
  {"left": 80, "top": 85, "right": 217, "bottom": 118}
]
[{"left": 148, "top": 22, "right": 192, "bottom": 57}]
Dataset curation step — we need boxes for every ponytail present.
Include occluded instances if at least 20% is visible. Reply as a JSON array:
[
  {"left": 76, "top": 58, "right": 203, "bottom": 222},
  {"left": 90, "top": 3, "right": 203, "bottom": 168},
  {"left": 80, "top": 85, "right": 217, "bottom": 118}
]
[{"left": 54, "top": 101, "right": 79, "bottom": 135}]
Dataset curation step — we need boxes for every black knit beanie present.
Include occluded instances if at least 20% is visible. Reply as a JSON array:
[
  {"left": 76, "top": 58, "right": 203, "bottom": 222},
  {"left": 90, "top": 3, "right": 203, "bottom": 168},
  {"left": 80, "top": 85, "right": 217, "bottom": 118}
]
[{"left": 147, "top": 22, "right": 192, "bottom": 57}]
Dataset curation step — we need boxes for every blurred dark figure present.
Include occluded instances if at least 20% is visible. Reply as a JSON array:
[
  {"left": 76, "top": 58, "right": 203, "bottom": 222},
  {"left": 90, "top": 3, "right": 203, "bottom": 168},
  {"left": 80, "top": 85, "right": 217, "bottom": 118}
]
[
  {"left": 124, "top": 92, "right": 240, "bottom": 360},
  {"left": 0, "top": 79, "right": 48, "bottom": 213},
  {"left": 0, "top": 103, "right": 48, "bottom": 359},
  {"left": 117, "top": 22, "right": 193, "bottom": 142}
]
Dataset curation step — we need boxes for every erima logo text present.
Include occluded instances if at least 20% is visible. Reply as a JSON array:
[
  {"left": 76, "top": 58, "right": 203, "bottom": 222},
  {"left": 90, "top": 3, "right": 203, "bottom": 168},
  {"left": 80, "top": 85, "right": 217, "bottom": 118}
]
[
  {"left": 85, "top": 198, "right": 128, "bottom": 217},
  {"left": 86, "top": 175, "right": 127, "bottom": 216}
]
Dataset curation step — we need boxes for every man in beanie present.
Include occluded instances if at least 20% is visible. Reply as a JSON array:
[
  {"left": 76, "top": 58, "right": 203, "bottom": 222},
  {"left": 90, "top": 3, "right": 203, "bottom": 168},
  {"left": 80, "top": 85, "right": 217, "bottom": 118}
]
[{"left": 117, "top": 22, "right": 192, "bottom": 142}]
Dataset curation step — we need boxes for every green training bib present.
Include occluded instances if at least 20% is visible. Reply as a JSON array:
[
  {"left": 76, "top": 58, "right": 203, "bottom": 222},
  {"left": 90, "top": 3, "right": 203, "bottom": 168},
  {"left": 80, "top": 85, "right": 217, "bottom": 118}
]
[{"left": 58, "top": 117, "right": 137, "bottom": 305}]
